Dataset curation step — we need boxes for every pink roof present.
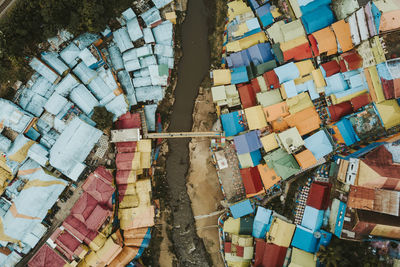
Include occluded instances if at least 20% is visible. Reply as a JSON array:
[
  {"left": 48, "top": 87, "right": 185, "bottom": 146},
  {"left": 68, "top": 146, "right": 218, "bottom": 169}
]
[
  {"left": 93, "top": 166, "right": 114, "bottom": 184},
  {"left": 86, "top": 204, "right": 111, "bottom": 230},
  {"left": 82, "top": 172, "right": 114, "bottom": 208},
  {"left": 62, "top": 215, "right": 98, "bottom": 244},
  {"left": 115, "top": 112, "right": 141, "bottom": 130},
  {"left": 55, "top": 231, "right": 80, "bottom": 260},
  {"left": 70, "top": 192, "right": 98, "bottom": 222},
  {"left": 28, "top": 244, "right": 67, "bottom": 267},
  {"left": 116, "top": 170, "right": 134, "bottom": 185},
  {"left": 116, "top": 141, "right": 137, "bottom": 153},
  {"left": 116, "top": 152, "right": 137, "bottom": 170}
]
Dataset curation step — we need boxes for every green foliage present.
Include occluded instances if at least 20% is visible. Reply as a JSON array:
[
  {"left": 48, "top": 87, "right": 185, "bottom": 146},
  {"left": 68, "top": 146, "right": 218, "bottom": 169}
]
[
  {"left": 0, "top": 0, "right": 133, "bottom": 85},
  {"left": 91, "top": 106, "right": 114, "bottom": 131}
]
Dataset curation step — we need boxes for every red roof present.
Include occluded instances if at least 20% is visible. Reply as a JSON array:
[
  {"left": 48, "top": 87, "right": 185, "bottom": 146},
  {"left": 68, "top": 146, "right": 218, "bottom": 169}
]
[
  {"left": 225, "top": 242, "right": 232, "bottom": 253},
  {"left": 254, "top": 240, "right": 287, "bottom": 267},
  {"left": 28, "top": 244, "right": 67, "bottom": 267},
  {"left": 82, "top": 171, "right": 114, "bottom": 208},
  {"left": 351, "top": 93, "right": 371, "bottom": 111},
  {"left": 381, "top": 78, "right": 395, "bottom": 100},
  {"left": 238, "top": 84, "right": 257, "bottom": 108},
  {"left": 363, "top": 145, "right": 400, "bottom": 186},
  {"left": 62, "top": 215, "right": 97, "bottom": 244},
  {"left": 394, "top": 79, "right": 400, "bottom": 98},
  {"left": 116, "top": 152, "right": 137, "bottom": 170},
  {"left": 263, "top": 70, "right": 280, "bottom": 90},
  {"left": 116, "top": 170, "right": 135, "bottom": 185},
  {"left": 236, "top": 245, "right": 244, "bottom": 257},
  {"left": 251, "top": 78, "right": 261, "bottom": 94},
  {"left": 93, "top": 166, "right": 113, "bottom": 184},
  {"left": 240, "top": 167, "right": 264, "bottom": 195},
  {"left": 321, "top": 61, "right": 340, "bottom": 77},
  {"left": 307, "top": 182, "right": 330, "bottom": 210},
  {"left": 327, "top": 101, "right": 354, "bottom": 121},
  {"left": 118, "top": 184, "right": 132, "bottom": 200},
  {"left": 115, "top": 112, "right": 141, "bottom": 130},
  {"left": 308, "top": 34, "right": 319, "bottom": 56},
  {"left": 341, "top": 52, "right": 363, "bottom": 71},
  {"left": 86, "top": 204, "right": 111, "bottom": 230},
  {"left": 116, "top": 141, "right": 137, "bottom": 153},
  {"left": 283, "top": 42, "right": 313, "bottom": 62},
  {"left": 70, "top": 192, "right": 98, "bottom": 222},
  {"left": 55, "top": 231, "right": 80, "bottom": 259}
]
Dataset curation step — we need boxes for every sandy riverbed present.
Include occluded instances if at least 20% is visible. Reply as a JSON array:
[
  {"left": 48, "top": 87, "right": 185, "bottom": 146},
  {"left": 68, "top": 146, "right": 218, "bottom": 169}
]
[{"left": 187, "top": 87, "right": 225, "bottom": 266}]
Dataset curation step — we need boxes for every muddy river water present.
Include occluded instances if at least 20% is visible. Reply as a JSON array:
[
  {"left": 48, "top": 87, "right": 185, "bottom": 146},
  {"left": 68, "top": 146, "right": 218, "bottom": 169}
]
[{"left": 165, "top": 0, "right": 212, "bottom": 265}]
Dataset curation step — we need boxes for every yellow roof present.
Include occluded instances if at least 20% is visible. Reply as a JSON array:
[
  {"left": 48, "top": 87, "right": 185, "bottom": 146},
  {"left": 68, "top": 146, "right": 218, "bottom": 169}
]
[
  {"left": 165, "top": 11, "right": 177, "bottom": 24},
  {"left": 311, "top": 69, "right": 326, "bottom": 89},
  {"left": 286, "top": 92, "right": 313, "bottom": 114},
  {"left": 245, "top": 105, "right": 267, "bottom": 130},
  {"left": 280, "top": 36, "right": 309, "bottom": 52},
  {"left": 140, "top": 151, "right": 151, "bottom": 169},
  {"left": 227, "top": 0, "right": 252, "bottom": 22},
  {"left": 213, "top": 69, "right": 232, "bottom": 86},
  {"left": 331, "top": 89, "right": 368, "bottom": 105},
  {"left": 267, "top": 20, "right": 285, "bottom": 44},
  {"left": 375, "top": 100, "right": 400, "bottom": 130},
  {"left": 223, "top": 217, "right": 241, "bottom": 234},
  {"left": 267, "top": 217, "right": 295, "bottom": 247},
  {"left": 137, "top": 139, "right": 151, "bottom": 152},
  {"left": 96, "top": 237, "right": 122, "bottom": 265},
  {"left": 365, "top": 66, "right": 385, "bottom": 103},
  {"left": 226, "top": 32, "right": 267, "bottom": 52},
  {"left": 289, "top": 248, "right": 316, "bottom": 267},
  {"left": 281, "top": 19, "right": 306, "bottom": 42},
  {"left": 260, "top": 133, "right": 279, "bottom": 152},
  {"left": 288, "top": 0, "right": 302, "bottom": 18},
  {"left": 295, "top": 60, "right": 315, "bottom": 77}
]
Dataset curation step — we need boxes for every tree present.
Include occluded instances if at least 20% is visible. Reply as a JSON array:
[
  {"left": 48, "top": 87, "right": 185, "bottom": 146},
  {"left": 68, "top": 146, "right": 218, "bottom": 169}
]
[
  {"left": 91, "top": 106, "right": 114, "bottom": 131},
  {"left": 317, "top": 245, "right": 347, "bottom": 267}
]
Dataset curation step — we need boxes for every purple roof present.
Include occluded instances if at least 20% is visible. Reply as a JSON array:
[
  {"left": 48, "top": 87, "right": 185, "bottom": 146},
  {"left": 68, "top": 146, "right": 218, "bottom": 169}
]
[{"left": 234, "top": 131, "right": 262, "bottom": 154}]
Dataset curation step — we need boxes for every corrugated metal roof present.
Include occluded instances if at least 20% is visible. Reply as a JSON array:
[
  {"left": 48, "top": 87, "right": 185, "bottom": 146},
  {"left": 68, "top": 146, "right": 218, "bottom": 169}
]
[{"left": 126, "top": 18, "right": 144, "bottom": 42}]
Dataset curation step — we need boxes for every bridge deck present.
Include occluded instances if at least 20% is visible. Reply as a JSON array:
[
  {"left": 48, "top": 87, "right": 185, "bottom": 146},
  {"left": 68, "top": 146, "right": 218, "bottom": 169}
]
[{"left": 144, "top": 132, "right": 223, "bottom": 138}]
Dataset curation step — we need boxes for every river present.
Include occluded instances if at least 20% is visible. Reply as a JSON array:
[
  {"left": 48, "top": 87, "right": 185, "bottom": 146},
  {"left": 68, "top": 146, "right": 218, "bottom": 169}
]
[{"left": 164, "top": 0, "right": 212, "bottom": 265}]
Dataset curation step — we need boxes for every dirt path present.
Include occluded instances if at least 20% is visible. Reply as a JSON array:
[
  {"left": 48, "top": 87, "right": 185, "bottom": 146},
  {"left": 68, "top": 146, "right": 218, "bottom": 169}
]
[{"left": 187, "top": 87, "right": 225, "bottom": 266}]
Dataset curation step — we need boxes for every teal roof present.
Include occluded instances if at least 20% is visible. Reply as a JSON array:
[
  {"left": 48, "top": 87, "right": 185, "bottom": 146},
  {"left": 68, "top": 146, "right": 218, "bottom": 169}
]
[{"left": 264, "top": 148, "right": 300, "bottom": 180}]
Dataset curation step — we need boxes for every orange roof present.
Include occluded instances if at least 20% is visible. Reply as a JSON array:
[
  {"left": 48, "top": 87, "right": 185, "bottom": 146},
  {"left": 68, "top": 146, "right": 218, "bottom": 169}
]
[
  {"left": 347, "top": 186, "right": 375, "bottom": 211},
  {"left": 263, "top": 102, "right": 289, "bottom": 122},
  {"left": 294, "top": 149, "right": 317, "bottom": 169},
  {"left": 271, "top": 118, "right": 289, "bottom": 133},
  {"left": 331, "top": 20, "right": 354, "bottom": 53},
  {"left": 257, "top": 164, "right": 282, "bottom": 190},
  {"left": 379, "top": 10, "right": 400, "bottom": 32},
  {"left": 284, "top": 106, "right": 321, "bottom": 136},
  {"left": 312, "top": 27, "right": 337, "bottom": 56}
]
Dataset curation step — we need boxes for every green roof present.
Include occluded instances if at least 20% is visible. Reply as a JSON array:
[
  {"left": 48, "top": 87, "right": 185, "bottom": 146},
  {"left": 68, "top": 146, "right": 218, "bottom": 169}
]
[{"left": 264, "top": 148, "right": 300, "bottom": 180}]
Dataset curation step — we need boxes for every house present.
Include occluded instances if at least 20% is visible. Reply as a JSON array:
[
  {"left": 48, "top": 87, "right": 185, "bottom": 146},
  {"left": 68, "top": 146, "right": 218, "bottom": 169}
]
[
  {"left": 375, "top": 100, "right": 400, "bottom": 129},
  {"left": 264, "top": 148, "right": 301, "bottom": 180},
  {"left": 240, "top": 167, "right": 264, "bottom": 197},
  {"left": 331, "top": 20, "right": 354, "bottom": 53},
  {"left": 334, "top": 118, "right": 359, "bottom": 146},
  {"left": 233, "top": 131, "right": 262, "bottom": 154},
  {"left": 28, "top": 244, "right": 68, "bottom": 267},
  {"left": 252, "top": 207, "right": 272, "bottom": 238},
  {"left": 257, "top": 89, "right": 282, "bottom": 107},
  {"left": 307, "top": 182, "right": 330, "bottom": 210},
  {"left": 29, "top": 57, "right": 60, "bottom": 84},
  {"left": 266, "top": 217, "right": 296, "bottom": 247},
  {"left": 309, "top": 27, "right": 337, "bottom": 56},
  {"left": 304, "top": 130, "right": 333, "bottom": 160},
  {"left": 277, "top": 127, "right": 305, "bottom": 154},
  {"left": 263, "top": 102, "right": 290, "bottom": 122},
  {"left": 245, "top": 105, "right": 267, "bottom": 130},
  {"left": 301, "top": 206, "right": 324, "bottom": 231},
  {"left": 286, "top": 92, "right": 314, "bottom": 114},
  {"left": 301, "top": 1, "right": 335, "bottom": 34},
  {"left": 238, "top": 150, "right": 262, "bottom": 168},
  {"left": 229, "top": 200, "right": 254, "bottom": 219},
  {"left": 291, "top": 225, "right": 319, "bottom": 253},
  {"left": 288, "top": 247, "right": 317, "bottom": 267},
  {"left": 284, "top": 106, "right": 321, "bottom": 136},
  {"left": 231, "top": 66, "right": 249, "bottom": 84},
  {"left": 238, "top": 84, "right": 257, "bottom": 108},
  {"left": 260, "top": 133, "right": 279, "bottom": 153},
  {"left": 294, "top": 149, "right": 317, "bottom": 169},
  {"left": 220, "top": 111, "right": 246, "bottom": 137},
  {"left": 257, "top": 163, "right": 282, "bottom": 190},
  {"left": 347, "top": 186, "right": 399, "bottom": 216},
  {"left": 213, "top": 69, "right": 232, "bottom": 86},
  {"left": 254, "top": 240, "right": 288, "bottom": 267}
]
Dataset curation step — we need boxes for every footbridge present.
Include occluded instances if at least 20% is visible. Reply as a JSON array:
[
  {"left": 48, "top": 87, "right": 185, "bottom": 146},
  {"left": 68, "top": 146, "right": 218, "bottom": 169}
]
[{"left": 144, "top": 131, "right": 224, "bottom": 139}]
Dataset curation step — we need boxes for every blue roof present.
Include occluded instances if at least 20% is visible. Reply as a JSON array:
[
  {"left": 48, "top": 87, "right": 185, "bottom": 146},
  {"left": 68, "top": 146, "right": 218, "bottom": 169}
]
[
  {"left": 252, "top": 206, "right": 272, "bottom": 238},
  {"left": 227, "top": 50, "right": 251, "bottom": 68},
  {"left": 248, "top": 0, "right": 260, "bottom": 10},
  {"left": 291, "top": 225, "right": 319, "bottom": 253},
  {"left": 256, "top": 3, "right": 271, "bottom": 17},
  {"left": 300, "top": 0, "right": 331, "bottom": 14},
  {"left": 371, "top": 2, "right": 381, "bottom": 33},
  {"left": 318, "top": 230, "right": 332, "bottom": 250},
  {"left": 233, "top": 131, "right": 262, "bottom": 154},
  {"left": 301, "top": 5, "right": 335, "bottom": 34},
  {"left": 274, "top": 62, "right": 300, "bottom": 83},
  {"left": 230, "top": 199, "right": 254, "bottom": 219},
  {"left": 231, "top": 66, "right": 249, "bottom": 84},
  {"left": 334, "top": 201, "right": 347, "bottom": 237},
  {"left": 301, "top": 206, "right": 324, "bottom": 231},
  {"left": 250, "top": 149, "right": 262, "bottom": 166},
  {"left": 248, "top": 43, "right": 274, "bottom": 65},
  {"left": 221, "top": 111, "right": 246, "bottom": 137},
  {"left": 260, "top": 13, "right": 274, "bottom": 27},
  {"left": 304, "top": 130, "right": 333, "bottom": 160},
  {"left": 335, "top": 119, "right": 359, "bottom": 146},
  {"left": 324, "top": 73, "right": 348, "bottom": 96}
]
